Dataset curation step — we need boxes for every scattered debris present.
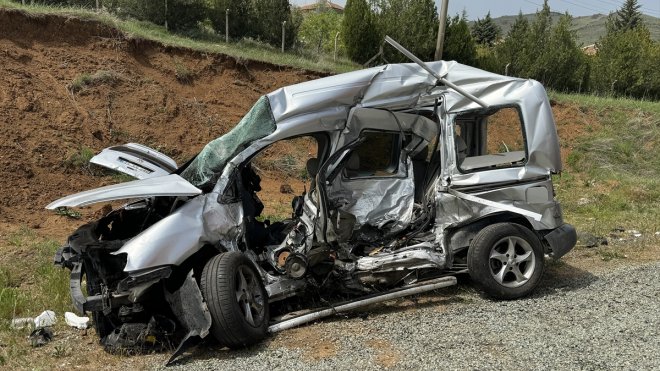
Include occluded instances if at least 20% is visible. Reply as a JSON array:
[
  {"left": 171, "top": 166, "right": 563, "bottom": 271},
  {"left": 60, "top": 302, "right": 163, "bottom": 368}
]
[
  {"left": 579, "top": 232, "right": 608, "bottom": 248},
  {"left": 34, "top": 310, "right": 56, "bottom": 328},
  {"left": 10, "top": 317, "right": 34, "bottom": 330},
  {"left": 577, "top": 197, "right": 593, "bottom": 206},
  {"left": 280, "top": 183, "right": 294, "bottom": 194},
  {"left": 64, "top": 312, "right": 90, "bottom": 330},
  {"left": 29, "top": 327, "right": 54, "bottom": 347}
]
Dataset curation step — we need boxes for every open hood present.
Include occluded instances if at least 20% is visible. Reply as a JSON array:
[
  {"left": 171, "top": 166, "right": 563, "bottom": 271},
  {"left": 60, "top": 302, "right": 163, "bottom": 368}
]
[
  {"left": 90, "top": 143, "right": 178, "bottom": 180},
  {"left": 46, "top": 174, "right": 201, "bottom": 209}
]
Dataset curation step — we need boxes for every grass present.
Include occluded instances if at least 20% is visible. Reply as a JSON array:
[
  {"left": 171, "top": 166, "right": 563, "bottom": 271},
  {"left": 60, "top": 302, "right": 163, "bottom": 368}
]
[
  {"left": 0, "top": 228, "right": 70, "bottom": 366},
  {"left": 64, "top": 145, "right": 96, "bottom": 173},
  {"left": 68, "top": 70, "right": 121, "bottom": 93},
  {"left": 0, "top": 0, "right": 358, "bottom": 74},
  {"left": 174, "top": 60, "right": 194, "bottom": 84},
  {"left": 551, "top": 92, "right": 660, "bottom": 240}
]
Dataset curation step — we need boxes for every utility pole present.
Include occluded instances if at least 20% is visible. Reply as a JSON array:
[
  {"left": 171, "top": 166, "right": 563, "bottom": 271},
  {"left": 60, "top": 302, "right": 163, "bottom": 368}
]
[
  {"left": 334, "top": 32, "right": 341, "bottom": 61},
  {"left": 282, "top": 21, "right": 287, "bottom": 53},
  {"left": 164, "top": 0, "right": 168, "bottom": 31},
  {"left": 225, "top": 9, "right": 229, "bottom": 43},
  {"left": 434, "top": 0, "right": 449, "bottom": 60}
]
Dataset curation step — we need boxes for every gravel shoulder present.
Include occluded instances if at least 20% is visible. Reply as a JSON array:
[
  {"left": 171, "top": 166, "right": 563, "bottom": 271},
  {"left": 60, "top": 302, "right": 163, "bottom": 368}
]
[{"left": 162, "top": 258, "right": 660, "bottom": 370}]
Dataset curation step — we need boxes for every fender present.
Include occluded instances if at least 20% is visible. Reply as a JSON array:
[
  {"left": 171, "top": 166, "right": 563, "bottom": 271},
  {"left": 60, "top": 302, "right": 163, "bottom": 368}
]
[{"left": 113, "top": 193, "right": 243, "bottom": 272}]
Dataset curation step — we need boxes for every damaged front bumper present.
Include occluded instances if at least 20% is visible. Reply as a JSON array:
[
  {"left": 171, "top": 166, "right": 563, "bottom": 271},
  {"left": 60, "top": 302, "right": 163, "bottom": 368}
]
[{"left": 54, "top": 223, "right": 211, "bottom": 363}]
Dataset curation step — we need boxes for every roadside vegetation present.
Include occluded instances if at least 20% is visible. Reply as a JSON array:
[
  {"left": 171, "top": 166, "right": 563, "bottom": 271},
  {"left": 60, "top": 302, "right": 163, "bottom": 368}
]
[
  {"left": 550, "top": 92, "right": 659, "bottom": 254},
  {"left": 0, "top": 229, "right": 69, "bottom": 366},
  {"left": 0, "top": 0, "right": 358, "bottom": 73}
]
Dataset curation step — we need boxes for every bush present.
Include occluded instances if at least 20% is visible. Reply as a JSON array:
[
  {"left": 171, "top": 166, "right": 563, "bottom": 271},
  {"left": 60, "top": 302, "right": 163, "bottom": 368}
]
[
  {"left": 342, "top": 0, "right": 380, "bottom": 64},
  {"left": 591, "top": 26, "right": 660, "bottom": 99}
]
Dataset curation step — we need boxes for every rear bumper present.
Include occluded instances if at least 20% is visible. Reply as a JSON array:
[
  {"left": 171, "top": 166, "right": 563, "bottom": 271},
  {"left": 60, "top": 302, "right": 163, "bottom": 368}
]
[{"left": 543, "top": 223, "right": 577, "bottom": 259}]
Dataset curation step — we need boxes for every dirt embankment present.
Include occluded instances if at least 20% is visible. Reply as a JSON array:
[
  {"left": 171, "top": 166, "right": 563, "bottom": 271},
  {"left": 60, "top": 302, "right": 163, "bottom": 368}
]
[
  {"left": 0, "top": 8, "right": 320, "bottom": 233},
  {"left": 0, "top": 8, "right": 597, "bottom": 236}
]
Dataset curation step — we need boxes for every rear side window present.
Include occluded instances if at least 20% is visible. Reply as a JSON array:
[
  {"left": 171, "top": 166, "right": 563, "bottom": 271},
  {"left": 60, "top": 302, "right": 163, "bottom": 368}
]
[
  {"left": 456, "top": 106, "right": 527, "bottom": 172},
  {"left": 345, "top": 131, "right": 400, "bottom": 178}
]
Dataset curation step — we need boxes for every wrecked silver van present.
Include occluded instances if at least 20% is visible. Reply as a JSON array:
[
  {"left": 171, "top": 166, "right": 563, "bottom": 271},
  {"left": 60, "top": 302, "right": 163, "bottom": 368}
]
[{"left": 48, "top": 39, "right": 576, "bottom": 361}]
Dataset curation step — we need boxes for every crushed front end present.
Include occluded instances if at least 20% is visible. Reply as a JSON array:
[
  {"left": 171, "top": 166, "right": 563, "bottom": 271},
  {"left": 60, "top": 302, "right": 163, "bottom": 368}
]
[{"left": 54, "top": 199, "right": 210, "bottom": 355}]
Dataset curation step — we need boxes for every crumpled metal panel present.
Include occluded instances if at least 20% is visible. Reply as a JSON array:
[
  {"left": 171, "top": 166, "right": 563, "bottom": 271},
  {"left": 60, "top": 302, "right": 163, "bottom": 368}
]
[
  {"left": 328, "top": 157, "right": 414, "bottom": 232},
  {"left": 441, "top": 81, "right": 562, "bottom": 185},
  {"left": 339, "top": 108, "right": 438, "bottom": 147},
  {"left": 433, "top": 180, "right": 565, "bottom": 251},
  {"left": 356, "top": 242, "right": 446, "bottom": 272},
  {"left": 113, "top": 193, "right": 243, "bottom": 272},
  {"left": 46, "top": 174, "right": 201, "bottom": 209},
  {"left": 267, "top": 61, "right": 561, "bottom": 179}
]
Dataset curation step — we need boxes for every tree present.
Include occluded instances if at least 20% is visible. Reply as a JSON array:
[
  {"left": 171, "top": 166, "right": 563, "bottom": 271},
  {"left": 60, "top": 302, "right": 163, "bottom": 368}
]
[
  {"left": 298, "top": 11, "right": 343, "bottom": 54},
  {"left": 494, "top": 3, "right": 588, "bottom": 92},
  {"left": 471, "top": 11, "right": 501, "bottom": 46},
  {"left": 443, "top": 13, "right": 477, "bottom": 65},
  {"left": 613, "top": 0, "right": 644, "bottom": 32},
  {"left": 208, "top": 0, "right": 253, "bottom": 40},
  {"left": 166, "top": 0, "right": 207, "bottom": 31},
  {"left": 251, "top": 0, "right": 299, "bottom": 48},
  {"left": 342, "top": 0, "right": 381, "bottom": 64},
  {"left": 540, "top": 14, "right": 589, "bottom": 91},
  {"left": 592, "top": 25, "right": 660, "bottom": 99},
  {"left": 376, "top": 0, "right": 437, "bottom": 62},
  {"left": 495, "top": 12, "right": 530, "bottom": 76}
]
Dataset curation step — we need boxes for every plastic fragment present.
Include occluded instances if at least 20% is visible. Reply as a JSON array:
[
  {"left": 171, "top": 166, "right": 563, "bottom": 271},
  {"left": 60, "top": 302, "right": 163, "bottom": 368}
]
[
  {"left": 65, "top": 311, "right": 90, "bottom": 330},
  {"left": 10, "top": 317, "right": 33, "bottom": 330},
  {"left": 34, "top": 310, "right": 57, "bottom": 328}
]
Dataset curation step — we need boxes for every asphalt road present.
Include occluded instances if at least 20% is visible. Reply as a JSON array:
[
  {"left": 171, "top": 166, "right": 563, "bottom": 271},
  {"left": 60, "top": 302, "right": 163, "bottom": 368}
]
[{"left": 163, "top": 260, "right": 660, "bottom": 370}]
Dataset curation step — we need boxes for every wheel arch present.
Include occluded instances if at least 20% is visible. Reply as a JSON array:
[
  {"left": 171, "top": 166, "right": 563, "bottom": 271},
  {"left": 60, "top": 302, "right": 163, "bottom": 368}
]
[{"left": 447, "top": 212, "right": 539, "bottom": 253}]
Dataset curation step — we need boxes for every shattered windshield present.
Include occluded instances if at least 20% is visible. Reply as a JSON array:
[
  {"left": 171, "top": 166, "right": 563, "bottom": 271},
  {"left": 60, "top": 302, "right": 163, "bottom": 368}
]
[{"left": 181, "top": 96, "right": 276, "bottom": 188}]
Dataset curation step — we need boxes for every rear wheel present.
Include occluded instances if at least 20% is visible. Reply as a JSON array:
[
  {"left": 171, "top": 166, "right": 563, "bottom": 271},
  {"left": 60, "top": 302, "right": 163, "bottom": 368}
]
[
  {"left": 467, "top": 223, "right": 544, "bottom": 299},
  {"left": 200, "top": 252, "right": 269, "bottom": 348}
]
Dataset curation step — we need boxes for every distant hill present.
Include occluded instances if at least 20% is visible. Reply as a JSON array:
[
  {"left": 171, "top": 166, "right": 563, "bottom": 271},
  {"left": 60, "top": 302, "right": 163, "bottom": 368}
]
[{"left": 479, "top": 12, "right": 660, "bottom": 46}]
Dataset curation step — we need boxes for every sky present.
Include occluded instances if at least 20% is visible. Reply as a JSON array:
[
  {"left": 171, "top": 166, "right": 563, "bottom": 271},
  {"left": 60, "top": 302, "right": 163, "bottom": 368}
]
[{"left": 292, "top": 0, "right": 660, "bottom": 19}]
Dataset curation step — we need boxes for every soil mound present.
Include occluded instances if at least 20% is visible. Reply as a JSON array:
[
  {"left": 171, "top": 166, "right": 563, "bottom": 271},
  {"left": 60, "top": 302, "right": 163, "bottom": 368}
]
[{"left": 0, "top": 8, "right": 317, "bottom": 229}]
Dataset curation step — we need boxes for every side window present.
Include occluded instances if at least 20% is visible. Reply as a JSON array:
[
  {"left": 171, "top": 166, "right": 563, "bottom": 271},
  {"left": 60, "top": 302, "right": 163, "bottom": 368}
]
[
  {"left": 345, "top": 131, "right": 400, "bottom": 178},
  {"left": 456, "top": 107, "right": 527, "bottom": 172}
]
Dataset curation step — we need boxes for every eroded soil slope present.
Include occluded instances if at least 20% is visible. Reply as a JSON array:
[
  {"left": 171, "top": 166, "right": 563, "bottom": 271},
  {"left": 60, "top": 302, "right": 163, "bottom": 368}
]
[
  {"left": 0, "top": 8, "right": 318, "bottom": 231},
  {"left": 0, "top": 8, "right": 599, "bottom": 234}
]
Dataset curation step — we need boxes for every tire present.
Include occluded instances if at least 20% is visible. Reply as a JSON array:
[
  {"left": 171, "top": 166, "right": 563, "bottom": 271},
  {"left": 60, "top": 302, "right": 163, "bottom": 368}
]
[
  {"left": 467, "top": 223, "right": 545, "bottom": 300},
  {"left": 200, "top": 252, "right": 269, "bottom": 348}
]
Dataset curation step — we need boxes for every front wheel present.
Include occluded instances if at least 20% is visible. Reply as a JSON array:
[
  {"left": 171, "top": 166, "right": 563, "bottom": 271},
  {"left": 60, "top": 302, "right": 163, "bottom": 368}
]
[
  {"left": 467, "top": 223, "right": 545, "bottom": 300},
  {"left": 200, "top": 252, "right": 269, "bottom": 348}
]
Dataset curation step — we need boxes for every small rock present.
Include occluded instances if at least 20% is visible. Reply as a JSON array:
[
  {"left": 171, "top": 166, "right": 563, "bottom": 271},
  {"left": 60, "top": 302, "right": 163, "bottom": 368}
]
[
  {"left": 579, "top": 232, "right": 608, "bottom": 248},
  {"left": 92, "top": 130, "right": 104, "bottom": 141},
  {"left": 16, "top": 96, "right": 33, "bottom": 112},
  {"left": 280, "top": 184, "right": 294, "bottom": 194}
]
